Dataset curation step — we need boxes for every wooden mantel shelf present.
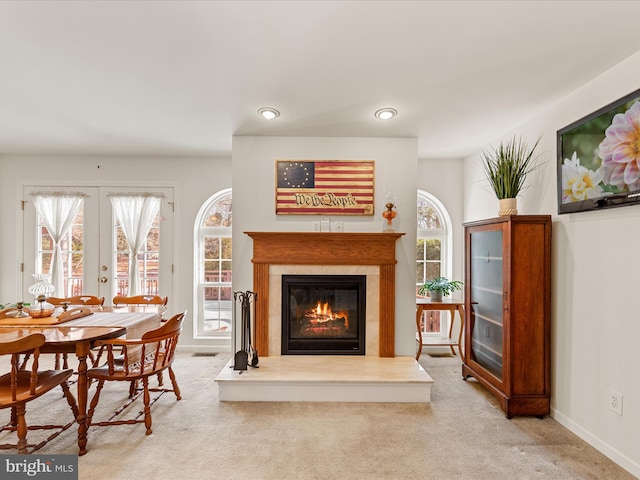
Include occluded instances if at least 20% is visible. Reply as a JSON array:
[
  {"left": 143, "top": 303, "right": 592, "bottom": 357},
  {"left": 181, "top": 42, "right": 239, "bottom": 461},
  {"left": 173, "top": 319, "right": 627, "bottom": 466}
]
[
  {"left": 245, "top": 231, "right": 404, "bottom": 266},
  {"left": 245, "top": 231, "right": 405, "bottom": 358}
]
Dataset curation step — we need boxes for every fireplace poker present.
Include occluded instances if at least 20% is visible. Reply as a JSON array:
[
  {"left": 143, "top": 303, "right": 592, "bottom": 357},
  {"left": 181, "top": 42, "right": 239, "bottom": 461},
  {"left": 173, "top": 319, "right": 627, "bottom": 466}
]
[
  {"left": 246, "top": 291, "right": 259, "bottom": 367},
  {"left": 232, "top": 290, "right": 248, "bottom": 372}
]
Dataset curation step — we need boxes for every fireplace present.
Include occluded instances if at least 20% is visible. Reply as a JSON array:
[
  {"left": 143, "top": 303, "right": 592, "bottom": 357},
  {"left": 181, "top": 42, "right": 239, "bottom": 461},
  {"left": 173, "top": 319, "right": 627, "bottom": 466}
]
[
  {"left": 246, "top": 232, "right": 404, "bottom": 357},
  {"left": 281, "top": 275, "right": 366, "bottom": 355}
]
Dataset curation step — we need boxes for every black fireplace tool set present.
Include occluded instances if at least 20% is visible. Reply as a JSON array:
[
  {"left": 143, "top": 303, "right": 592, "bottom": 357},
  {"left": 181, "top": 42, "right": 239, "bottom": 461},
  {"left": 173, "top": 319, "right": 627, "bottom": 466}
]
[{"left": 233, "top": 290, "right": 258, "bottom": 373}]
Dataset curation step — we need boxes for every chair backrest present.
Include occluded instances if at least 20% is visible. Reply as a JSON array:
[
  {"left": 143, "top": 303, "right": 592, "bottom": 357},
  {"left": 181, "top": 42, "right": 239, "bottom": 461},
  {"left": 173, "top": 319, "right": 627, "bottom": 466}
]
[
  {"left": 142, "top": 311, "right": 184, "bottom": 340},
  {"left": 100, "top": 311, "right": 185, "bottom": 378},
  {"left": 112, "top": 295, "right": 168, "bottom": 307},
  {"left": 0, "top": 334, "right": 46, "bottom": 401},
  {"left": 0, "top": 333, "right": 45, "bottom": 355},
  {"left": 49, "top": 295, "right": 105, "bottom": 306}
]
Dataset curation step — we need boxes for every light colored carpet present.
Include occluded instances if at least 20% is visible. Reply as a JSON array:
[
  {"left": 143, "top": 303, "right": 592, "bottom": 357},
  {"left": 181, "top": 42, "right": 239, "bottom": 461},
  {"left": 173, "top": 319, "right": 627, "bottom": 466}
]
[{"left": 1, "top": 352, "right": 635, "bottom": 480}]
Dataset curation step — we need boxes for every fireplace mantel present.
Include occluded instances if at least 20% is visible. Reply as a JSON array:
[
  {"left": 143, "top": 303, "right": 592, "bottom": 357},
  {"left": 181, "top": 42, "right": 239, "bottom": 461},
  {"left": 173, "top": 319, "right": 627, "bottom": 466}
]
[{"left": 245, "top": 232, "right": 404, "bottom": 357}]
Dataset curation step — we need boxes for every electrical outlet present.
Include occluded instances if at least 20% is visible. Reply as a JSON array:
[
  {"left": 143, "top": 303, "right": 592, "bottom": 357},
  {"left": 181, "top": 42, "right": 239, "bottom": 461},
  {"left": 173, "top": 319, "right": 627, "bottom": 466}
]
[
  {"left": 312, "top": 221, "right": 320, "bottom": 232},
  {"left": 608, "top": 390, "right": 623, "bottom": 416}
]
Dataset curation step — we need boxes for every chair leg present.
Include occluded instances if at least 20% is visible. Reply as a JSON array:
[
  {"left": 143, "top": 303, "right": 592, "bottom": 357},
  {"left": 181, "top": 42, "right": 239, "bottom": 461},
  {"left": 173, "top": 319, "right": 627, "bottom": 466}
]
[
  {"left": 87, "top": 380, "right": 105, "bottom": 426},
  {"left": 15, "top": 403, "right": 27, "bottom": 454},
  {"left": 129, "top": 380, "right": 139, "bottom": 398},
  {"left": 19, "top": 354, "right": 31, "bottom": 370},
  {"left": 10, "top": 406, "right": 17, "bottom": 427},
  {"left": 157, "top": 371, "right": 164, "bottom": 386},
  {"left": 53, "top": 353, "right": 70, "bottom": 370},
  {"left": 60, "top": 380, "right": 79, "bottom": 419},
  {"left": 168, "top": 366, "right": 181, "bottom": 400},
  {"left": 142, "top": 377, "right": 152, "bottom": 435}
]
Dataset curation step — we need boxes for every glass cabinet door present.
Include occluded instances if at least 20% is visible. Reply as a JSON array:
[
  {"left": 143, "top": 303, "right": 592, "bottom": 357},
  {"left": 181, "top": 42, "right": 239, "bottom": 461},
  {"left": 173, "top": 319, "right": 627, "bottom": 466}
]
[{"left": 469, "top": 228, "right": 504, "bottom": 380}]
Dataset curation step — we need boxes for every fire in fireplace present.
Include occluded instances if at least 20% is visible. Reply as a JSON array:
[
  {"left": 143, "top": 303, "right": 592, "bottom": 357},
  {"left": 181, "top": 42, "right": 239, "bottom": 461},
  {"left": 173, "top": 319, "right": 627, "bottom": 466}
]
[{"left": 281, "top": 275, "right": 366, "bottom": 355}]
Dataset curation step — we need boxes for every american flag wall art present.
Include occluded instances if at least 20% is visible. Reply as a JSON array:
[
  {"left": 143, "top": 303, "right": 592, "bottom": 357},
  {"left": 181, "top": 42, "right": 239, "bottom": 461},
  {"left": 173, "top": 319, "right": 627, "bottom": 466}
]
[{"left": 275, "top": 160, "right": 375, "bottom": 215}]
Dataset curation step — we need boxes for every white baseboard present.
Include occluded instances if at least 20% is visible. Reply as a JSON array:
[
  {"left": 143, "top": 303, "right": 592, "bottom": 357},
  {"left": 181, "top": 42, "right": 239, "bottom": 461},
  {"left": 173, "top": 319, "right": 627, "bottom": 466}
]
[{"left": 551, "top": 407, "right": 640, "bottom": 478}]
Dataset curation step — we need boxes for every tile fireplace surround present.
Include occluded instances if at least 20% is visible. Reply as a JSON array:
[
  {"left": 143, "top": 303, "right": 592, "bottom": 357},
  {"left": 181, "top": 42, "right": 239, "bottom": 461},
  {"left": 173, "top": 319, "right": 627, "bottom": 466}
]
[
  {"left": 214, "top": 232, "right": 433, "bottom": 403},
  {"left": 246, "top": 231, "right": 404, "bottom": 358}
]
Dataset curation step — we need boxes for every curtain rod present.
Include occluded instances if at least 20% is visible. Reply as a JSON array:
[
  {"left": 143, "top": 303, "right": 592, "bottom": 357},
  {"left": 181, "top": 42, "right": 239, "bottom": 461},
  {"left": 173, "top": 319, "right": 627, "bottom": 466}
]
[
  {"left": 30, "top": 191, "right": 89, "bottom": 198},
  {"left": 107, "top": 192, "right": 165, "bottom": 198}
]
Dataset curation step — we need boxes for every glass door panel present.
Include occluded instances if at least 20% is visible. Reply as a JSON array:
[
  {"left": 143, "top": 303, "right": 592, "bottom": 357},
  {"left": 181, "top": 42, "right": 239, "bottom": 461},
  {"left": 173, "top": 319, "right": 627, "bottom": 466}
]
[
  {"left": 469, "top": 228, "right": 504, "bottom": 380},
  {"left": 23, "top": 186, "right": 173, "bottom": 306},
  {"left": 98, "top": 187, "right": 173, "bottom": 302},
  {"left": 23, "top": 187, "right": 100, "bottom": 299}
]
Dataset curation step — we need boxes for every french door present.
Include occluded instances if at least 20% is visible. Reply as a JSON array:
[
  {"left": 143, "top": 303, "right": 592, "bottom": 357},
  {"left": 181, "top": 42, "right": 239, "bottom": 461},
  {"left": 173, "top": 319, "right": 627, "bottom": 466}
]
[{"left": 22, "top": 185, "right": 173, "bottom": 305}]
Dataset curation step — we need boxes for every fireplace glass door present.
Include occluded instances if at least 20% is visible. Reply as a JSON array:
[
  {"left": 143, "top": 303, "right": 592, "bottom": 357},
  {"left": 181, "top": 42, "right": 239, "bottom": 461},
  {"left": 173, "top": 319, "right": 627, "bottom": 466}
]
[{"left": 281, "top": 275, "right": 366, "bottom": 355}]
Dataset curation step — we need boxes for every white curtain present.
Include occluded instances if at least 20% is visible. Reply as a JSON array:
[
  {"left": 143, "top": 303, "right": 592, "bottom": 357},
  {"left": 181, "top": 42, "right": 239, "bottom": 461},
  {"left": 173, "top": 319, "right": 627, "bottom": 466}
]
[
  {"left": 110, "top": 195, "right": 161, "bottom": 296},
  {"left": 33, "top": 194, "right": 85, "bottom": 296}
]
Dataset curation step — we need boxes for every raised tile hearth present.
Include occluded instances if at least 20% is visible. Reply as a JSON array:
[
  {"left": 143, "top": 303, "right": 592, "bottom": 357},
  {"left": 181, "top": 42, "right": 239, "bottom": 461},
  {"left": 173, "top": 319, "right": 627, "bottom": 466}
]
[{"left": 215, "top": 355, "right": 433, "bottom": 403}]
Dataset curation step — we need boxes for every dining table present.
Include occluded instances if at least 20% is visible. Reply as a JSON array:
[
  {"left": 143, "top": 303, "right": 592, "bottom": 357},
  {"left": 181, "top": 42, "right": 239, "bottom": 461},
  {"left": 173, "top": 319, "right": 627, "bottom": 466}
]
[{"left": 0, "top": 305, "right": 163, "bottom": 455}]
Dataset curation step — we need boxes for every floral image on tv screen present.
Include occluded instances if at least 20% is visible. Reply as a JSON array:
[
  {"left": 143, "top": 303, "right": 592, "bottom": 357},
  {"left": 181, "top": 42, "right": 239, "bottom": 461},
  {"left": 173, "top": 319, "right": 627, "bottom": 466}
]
[{"left": 557, "top": 88, "right": 640, "bottom": 214}]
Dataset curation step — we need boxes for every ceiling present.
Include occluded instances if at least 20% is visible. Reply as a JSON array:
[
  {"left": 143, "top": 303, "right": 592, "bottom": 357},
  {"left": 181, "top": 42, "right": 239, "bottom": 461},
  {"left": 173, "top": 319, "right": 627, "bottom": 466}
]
[{"left": 2, "top": 1, "right": 640, "bottom": 159}]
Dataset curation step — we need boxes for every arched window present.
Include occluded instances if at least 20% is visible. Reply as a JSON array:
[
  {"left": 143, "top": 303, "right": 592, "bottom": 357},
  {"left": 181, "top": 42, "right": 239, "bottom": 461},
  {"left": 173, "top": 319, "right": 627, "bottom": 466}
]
[
  {"left": 416, "top": 190, "right": 453, "bottom": 337},
  {"left": 194, "top": 189, "right": 232, "bottom": 339}
]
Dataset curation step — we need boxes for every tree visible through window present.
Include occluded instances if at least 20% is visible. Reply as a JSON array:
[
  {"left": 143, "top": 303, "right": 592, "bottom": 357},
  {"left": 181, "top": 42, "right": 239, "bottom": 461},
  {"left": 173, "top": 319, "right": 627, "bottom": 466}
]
[
  {"left": 416, "top": 191, "right": 452, "bottom": 336},
  {"left": 195, "top": 189, "right": 232, "bottom": 338},
  {"left": 35, "top": 203, "right": 84, "bottom": 296},
  {"left": 111, "top": 194, "right": 162, "bottom": 296}
]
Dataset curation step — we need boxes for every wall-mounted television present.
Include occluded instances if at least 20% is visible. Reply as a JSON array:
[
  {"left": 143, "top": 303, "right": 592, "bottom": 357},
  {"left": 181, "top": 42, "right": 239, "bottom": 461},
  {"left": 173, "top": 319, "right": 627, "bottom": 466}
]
[{"left": 557, "top": 87, "right": 640, "bottom": 214}]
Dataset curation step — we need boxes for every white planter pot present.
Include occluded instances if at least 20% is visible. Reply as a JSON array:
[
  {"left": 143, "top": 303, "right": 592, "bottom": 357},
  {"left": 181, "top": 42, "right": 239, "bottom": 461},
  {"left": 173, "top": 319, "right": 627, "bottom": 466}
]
[{"left": 498, "top": 198, "right": 518, "bottom": 216}]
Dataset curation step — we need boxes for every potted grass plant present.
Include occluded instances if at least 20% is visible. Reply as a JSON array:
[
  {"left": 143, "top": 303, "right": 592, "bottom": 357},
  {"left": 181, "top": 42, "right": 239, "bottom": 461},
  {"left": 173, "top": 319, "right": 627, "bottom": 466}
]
[
  {"left": 480, "top": 134, "right": 542, "bottom": 215},
  {"left": 418, "top": 276, "right": 463, "bottom": 302}
]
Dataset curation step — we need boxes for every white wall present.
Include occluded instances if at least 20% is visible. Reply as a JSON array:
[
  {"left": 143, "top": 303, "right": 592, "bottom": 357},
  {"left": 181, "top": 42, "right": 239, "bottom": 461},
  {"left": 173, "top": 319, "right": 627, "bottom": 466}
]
[
  {"left": 0, "top": 154, "right": 232, "bottom": 351},
  {"left": 462, "top": 51, "right": 640, "bottom": 477},
  {"left": 232, "top": 136, "right": 418, "bottom": 356},
  {"left": 417, "top": 157, "right": 465, "bottom": 349}
]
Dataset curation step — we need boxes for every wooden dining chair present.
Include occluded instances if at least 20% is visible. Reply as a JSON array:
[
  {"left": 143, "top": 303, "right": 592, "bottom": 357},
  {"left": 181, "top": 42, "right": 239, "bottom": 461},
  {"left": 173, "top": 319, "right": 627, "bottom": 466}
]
[
  {"left": 112, "top": 295, "right": 168, "bottom": 308},
  {"left": 48, "top": 295, "right": 105, "bottom": 369},
  {"left": 86, "top": 311, "right": 185, "bottom": 436},
  {"left": 0, "top": 334, "right": 78, "bottom": 454},
  {"left": 49, "top": 295, "right": 105, "bottom": 307},
  {"left": 113, "top": 295, "right": 169, "bottom": 326}
]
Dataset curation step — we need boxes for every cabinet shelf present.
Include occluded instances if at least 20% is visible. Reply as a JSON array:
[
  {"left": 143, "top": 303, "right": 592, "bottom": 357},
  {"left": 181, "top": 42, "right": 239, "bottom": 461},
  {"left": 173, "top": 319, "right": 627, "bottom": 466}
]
[
  {"left": 471, "top": 339, "right": 502, "bottom": 358},
  {"left": 471, "top": 286, "right": 502, "bottom": 295},
  {"left": 463, "top": 215, "right": 551, "bottom": 418},
  {"left": 470, "top": 255, "right": 503, "bottom": 262},
  {"left": 474, "top": 313, "right": 502, "bottom": 327}
]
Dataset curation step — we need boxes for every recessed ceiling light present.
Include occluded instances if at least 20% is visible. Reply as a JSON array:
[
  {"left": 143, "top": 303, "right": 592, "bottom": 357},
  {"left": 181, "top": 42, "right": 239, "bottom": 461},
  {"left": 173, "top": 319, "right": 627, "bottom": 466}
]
[
  {"left": 258, "top": 107, "right": 280, "bottom": 120},
  {"left": 374, "top": 108, "right": 398, "bottom": 120}
]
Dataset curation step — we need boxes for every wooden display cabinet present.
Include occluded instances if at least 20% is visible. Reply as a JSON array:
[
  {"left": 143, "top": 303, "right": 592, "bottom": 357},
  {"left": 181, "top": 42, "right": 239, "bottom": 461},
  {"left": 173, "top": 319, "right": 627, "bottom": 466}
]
[{"left": 462, "top": 215, "right": 551, "bottom": 417}]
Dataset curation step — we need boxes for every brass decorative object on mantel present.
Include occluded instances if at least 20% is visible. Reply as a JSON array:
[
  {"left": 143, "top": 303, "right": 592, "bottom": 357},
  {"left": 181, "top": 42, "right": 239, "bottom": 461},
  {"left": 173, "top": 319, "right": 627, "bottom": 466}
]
[
  {"left": 381, "top": 186, "right": 397, "bottom": 231},
  {"left": 382, "top": 202, "right": 397, "bottom": 231}
]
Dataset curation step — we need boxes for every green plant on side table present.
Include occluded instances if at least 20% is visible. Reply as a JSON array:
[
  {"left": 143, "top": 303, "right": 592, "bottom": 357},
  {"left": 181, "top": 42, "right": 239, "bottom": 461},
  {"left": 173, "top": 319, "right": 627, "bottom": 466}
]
[{"left": 418, "top": 276, "right": 463, "bottom": 302}]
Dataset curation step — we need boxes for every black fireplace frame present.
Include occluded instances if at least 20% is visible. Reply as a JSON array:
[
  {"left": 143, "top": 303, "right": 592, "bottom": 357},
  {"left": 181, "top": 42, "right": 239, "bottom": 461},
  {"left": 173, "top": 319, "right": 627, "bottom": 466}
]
[{"left": 281, "top": 274, "right": 366, "bottom": 355}]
